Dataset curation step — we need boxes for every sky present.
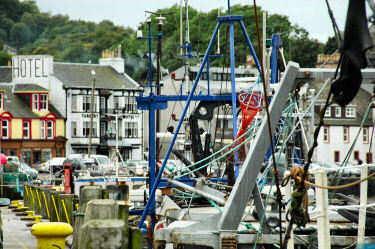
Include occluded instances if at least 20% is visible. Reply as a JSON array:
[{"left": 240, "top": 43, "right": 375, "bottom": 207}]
[{"left": 34, "top": 0, "right": 357, "bottom": 43}]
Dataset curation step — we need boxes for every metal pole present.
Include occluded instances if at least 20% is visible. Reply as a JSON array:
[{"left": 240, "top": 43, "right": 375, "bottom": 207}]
[
  {"left": 115, "top": 113, "right": 119, "bottom": 177},
  {"left": 148, "top": 99, "right": 157, "bottom": 228},
  {"left": 180, "top": 0, "right": 183, "bottom": 56},
  {"left": 315, "top": 169, "right": 331, "bottom": 249},
  {"left": 239, "top": 21, "right": 263, "bottom": 75},
  {"left": 148, "top": 19, "right": 153, "bottom": 92},
  {"left": 156, "top": 18, "right": 163, "bottom": 163},
  {"left": 229, "top": 22, "right": 239, "bottom": 178},
  {"left": 88, "top": 71, "right": 96, "bottom": 157},
  {"left": 357, "top": 165, "right": 368, "bottom": 243},
  {"left": 138, "top": 22, "right": 222, "bottom": 229}
]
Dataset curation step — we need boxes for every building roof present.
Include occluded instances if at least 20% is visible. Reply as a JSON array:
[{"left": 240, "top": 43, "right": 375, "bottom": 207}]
[
  {"left": 311, "top": 81, "right": 373, "bottom": 126},
  {"left": 0, "top": 67, "right": 12, "bottom": 83},
  {"left": 0, "top": 85, "right": 63, "bottom": 118},
  {"left": 13, "top": 84, "right": 49, "bottom": 93},
  {"left": 53, "top": 63, "right": 139, "bottom": 89}
]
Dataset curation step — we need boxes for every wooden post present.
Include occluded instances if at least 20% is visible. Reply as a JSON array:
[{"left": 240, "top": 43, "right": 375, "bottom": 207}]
[
  {"left": 283, "top": 170, "right": 294, "bottom": 249},
  {"left": 315, "top": 169, "right": 331, "bottom": 249},
  {"left": 357, "top": 165, "right": 368, "bottom": 243}
]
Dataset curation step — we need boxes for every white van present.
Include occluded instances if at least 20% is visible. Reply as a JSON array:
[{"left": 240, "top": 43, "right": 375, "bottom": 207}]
[{"left": 84, "top": 155, "right": 112, "bottom": 169}]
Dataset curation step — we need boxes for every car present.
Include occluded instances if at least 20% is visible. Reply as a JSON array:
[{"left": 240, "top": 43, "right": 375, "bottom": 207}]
[
  {"left": 84, "top": 155, "right": 112, "bottom": 169},
  {"left": 40, "top": 157, "right": 66, "bottom": 174},
  {"left": 6, "top": 156, "right": 20, "bottom": 164},
  {"left": 119, "top": 161, "right": 144, "bottom": 176},
  {"left": 18, "top": 162, "right": 38, "bottom": 180}
]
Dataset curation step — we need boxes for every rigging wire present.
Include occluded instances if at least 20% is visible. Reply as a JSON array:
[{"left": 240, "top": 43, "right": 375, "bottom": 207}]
[{"left": 252, "top": 0, "right": 283, "bottom": 246}]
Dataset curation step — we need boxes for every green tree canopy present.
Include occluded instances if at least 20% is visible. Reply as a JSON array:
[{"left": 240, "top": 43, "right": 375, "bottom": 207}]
[{"left": 10, "top": 22, "right": 31, "bottom": 47}]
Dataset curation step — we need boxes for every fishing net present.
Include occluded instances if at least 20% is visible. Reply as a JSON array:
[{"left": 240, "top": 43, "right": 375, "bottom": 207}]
[{"left": 232, "top": 91, "right": 263, "bottom": 160}]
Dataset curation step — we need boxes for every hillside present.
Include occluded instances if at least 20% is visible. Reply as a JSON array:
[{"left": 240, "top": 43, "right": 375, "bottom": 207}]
[{"left": 0, "top": 0, "right": 328, "bottom": 82}]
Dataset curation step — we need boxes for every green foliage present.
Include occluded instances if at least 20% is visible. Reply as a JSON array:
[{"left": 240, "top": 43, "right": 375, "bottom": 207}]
[
  {"left": 0, "top": 51, "right": 12, "bottom": 66},
  {"left": 323, "top": 36, "right": 339, "bottom": 54},
  {"left": 1, "top": 1, "right": 329, "bottom": 80},
  {"left": 10, "top": 22, "right": 31, "bottom": 47}
]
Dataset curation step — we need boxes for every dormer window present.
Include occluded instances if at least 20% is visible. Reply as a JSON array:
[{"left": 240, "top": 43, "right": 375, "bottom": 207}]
[
  {"left": 345, "top": 107, "right": 356, "bottom": 118},
  {"left": 324, "top": 107, "right": 331, "bottom": 117},
  {"left": 32, "top": 93, "right": 49, "bottom": 111},
  {"left": 0, "top": 92, "right": 3, "bottom": 110},
  {"left": 32, "top": 94, "right": 39, "bottom": 110},
  {"left": 335, "top": 107, "right": 341, "bottom": 117},
  {"left": 40, "top": 94, "right": 48, "bottom": 111},
  {"left": 1, "top": 120, "right": 9, "bottom": 139}
]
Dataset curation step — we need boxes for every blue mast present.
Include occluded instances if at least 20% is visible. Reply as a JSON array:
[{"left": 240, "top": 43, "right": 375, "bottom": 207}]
[{"left": 137, "top": 0, "right": 264, "bottom": 230}]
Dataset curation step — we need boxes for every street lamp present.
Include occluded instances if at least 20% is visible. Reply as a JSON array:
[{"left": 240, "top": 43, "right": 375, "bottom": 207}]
[{"left": 88, "top": 70, "right": 96, "bottom": 158}]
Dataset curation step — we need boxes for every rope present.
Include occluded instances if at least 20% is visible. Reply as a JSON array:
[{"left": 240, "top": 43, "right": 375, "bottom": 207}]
[
  {"left": 253, "top": 96, "right": 297, "bottom": 248},
  {"left": 61, "top": 199, "right": 71, "bottom": 225},
  {"left": 253, "top": 1, "right": 284, "bottom": 245},
  {"left": 51, "top": 195, "right": 60, "bottom": 222},
  {"left": 282, "top": 165, "right": 375, "bottom": 190},
  {"left": 42, "top": 192, "right": 50, "bottom": 219},
  {"left": 173, "top": 98, "right": 297, "bottom": 177},
  {"left": 172, "top": 119, "right": 262, "bottom": 174}
]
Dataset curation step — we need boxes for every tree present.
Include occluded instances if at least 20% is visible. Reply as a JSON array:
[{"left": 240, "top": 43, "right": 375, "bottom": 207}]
[
  {"left": 323, "top": 36, "right": 339, "bottom": 54},
  {"left": 0, "top": 51, "right": 12, "bottom": 66},
  {"left": 10, "top": 22, "right": 31, "bottom": 47}
]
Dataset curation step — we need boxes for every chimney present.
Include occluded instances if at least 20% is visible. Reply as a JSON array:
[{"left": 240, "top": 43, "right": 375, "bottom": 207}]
[{"left": 99, "top": 45, "right": 125, "bottom": 74}]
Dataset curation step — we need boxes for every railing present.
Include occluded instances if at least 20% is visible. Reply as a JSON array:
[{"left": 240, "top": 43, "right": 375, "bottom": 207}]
[
  {"left": 284, "top": 164, "right": 375, "bottom": 249},
  {"left": 100, "top": 108, "right": 140, "bottom": 115}
]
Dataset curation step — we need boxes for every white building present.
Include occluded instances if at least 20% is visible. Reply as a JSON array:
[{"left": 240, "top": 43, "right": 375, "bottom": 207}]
[
  {"left": 311, "top": 82, "right": 374, "bottom": 164},
  {"left": 10, "top": 50, "right": 143, "bottom": 161}
]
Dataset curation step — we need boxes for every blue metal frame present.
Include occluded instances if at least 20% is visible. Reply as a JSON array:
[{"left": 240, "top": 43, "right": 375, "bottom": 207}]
[
  {"left": 270, "top": 34, "right": 282, "bottom": 84},
  {"left": 137, "top": 5, "right": 264, "bottom": 229}
]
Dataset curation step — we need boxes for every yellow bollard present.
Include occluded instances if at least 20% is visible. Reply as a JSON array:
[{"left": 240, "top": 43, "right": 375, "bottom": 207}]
[
  {"left": 34, "top": 215, "right": 43, "bottom": 223},
  {"left": 31, "top": 222, "right": 73, "bottom": 249},
  {"left": 17, "top": 203, "right": 23, "bottom": 209},
  {"left": 11, "top": 200, "right": 19, "bottom": 206},
  {"left": 26, "top": 210, "right": 35, "bottom": 218}
]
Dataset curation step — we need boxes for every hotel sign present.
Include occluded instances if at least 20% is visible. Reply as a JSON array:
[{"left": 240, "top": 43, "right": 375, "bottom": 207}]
[{"left": 12, "top": 55, "right": 53, "bottom": 82}]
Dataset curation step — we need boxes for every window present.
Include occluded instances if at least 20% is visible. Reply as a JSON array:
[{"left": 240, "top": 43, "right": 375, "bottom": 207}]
[
  {"left": 124, "top": 122, "right": 138, "bottom": 138},
  {"left": 40, "top": 94, "right": 48, "bottom": 111},
  {"left": 1, "top": 120, "right": 9, "bottom": 139},
  {"left": 72, "top": 95, "right": 78, "bottom": 112},
  {"left": 47, "top": 121, "right": 53, "bottom": 138},
  {"left": 23, "top": 120, "right": 31, "bottom": 139},
  {"left": 40, "top": 120, "right": 45, "bottom": 139},
  {"left": 125, "top": 96, "right": 137, "bottom": 113},
  {"left": 323, "top": 126, "right": 329, "bottom": 143},
  {"left": 343, "top": 126, "right": 349, "bottom": 143},
  {"left": 335, "top": 107, "right": 341, "bottom": 117},
  {"left": 0, "top": 92, "right": 3, "bottom": 110},
  {"left": 334, "top": 151, "right": 340, "bottom": 162},
  {"left": 82, "top": 96, "right": 91, "bottom": 112},
  {"left": 32, "top": 94, "right": 39, "bottom": 111},
  {"left": 324, "top": 107, "right": 331, "bottom": 117},
  {"left": 363, "top": 127, "right": 369, "bottom": 144},
  {"left": 100, "top": 122, "right": 106, "bottom": 136},
  {"left": 123, "top": 148, "right": 132, "bottom": 160},
  {"left": 100, "top": 97, "right": 105, "bottom": 112},
  {"left": 345, "top": 107, "right": 355, "bottom": 118},
  {"left": 83, "top": 121, "right": 97, "bottom": 137},
  {"left": 83, "top": 122, "right": 90, "bottom": 137},
  {"left": 354, "top": 151, "right": 359, "bottom": 161},
  {"left": 71, "top": 122, "right": 77, "bottom": 137},
  {"left": 114, "top": 96, "right": 120, "bottom": 109},
  {"left": 366, "top": 152, "right": 373, "bottom": 163}
]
